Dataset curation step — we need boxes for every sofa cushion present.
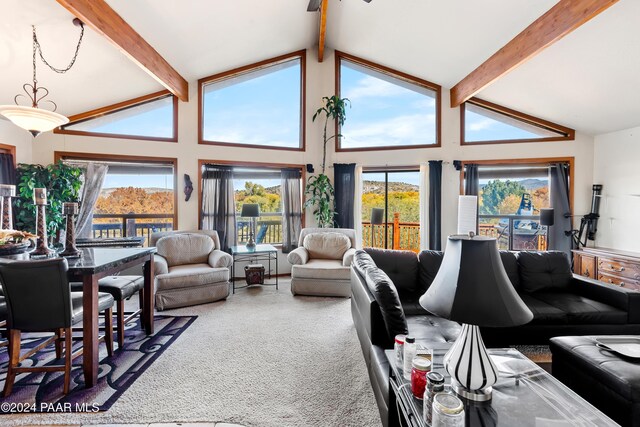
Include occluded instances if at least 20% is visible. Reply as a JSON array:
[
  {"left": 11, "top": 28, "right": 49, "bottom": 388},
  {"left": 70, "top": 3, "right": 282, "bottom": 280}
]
[
  {"left": 406, "top": 315, "right": 461, "bottom": 344},
  {"left": 157, "top": 234, "right": 214, "bottom": 267},
  {"left": 518, "top": 251, "right": 573, "bottom": 293},
  {"left": 417, "top": 250, "right": 443, "bottom": 291},
  {"left": 353, "top": 250, "right": 376, "bottom": 277},
  {"left": 156, "top": 264, "right": 229, "bottom": 291},
  {"left": 533, "top": 292, "right": 627, "bottom": 325},
  {"left": 519, "top": 293, "right": 568, "bottom": 324},
  {"left": 366, "top": 248, "right": 419, "bottom": 296},
  {"left": 303, "top": 232, "right": 351, "bottom": 260},
  {"left": 291, "top": 259, "right": 350, "bottom": 280},
  {"left": 500, "top": 251, "right": 521, "bottom": 291},
  {"left": 365, "top": 267, "right": 408, "bottom": 339}
]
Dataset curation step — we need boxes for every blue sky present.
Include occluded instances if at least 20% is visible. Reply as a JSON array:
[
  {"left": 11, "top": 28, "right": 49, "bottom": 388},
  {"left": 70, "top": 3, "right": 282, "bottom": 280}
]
[{"left": 465, "top": 105, "right": 558, "bottom": 142}]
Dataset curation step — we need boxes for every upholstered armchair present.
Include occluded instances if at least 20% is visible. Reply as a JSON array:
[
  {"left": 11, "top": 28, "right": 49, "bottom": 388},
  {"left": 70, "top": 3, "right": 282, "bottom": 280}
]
[
  {"left": 287, "top": 228, "right": 357, "bottom": 297},
  {"left": 150, "top": 230, "right": 233, "bottom": 310}
]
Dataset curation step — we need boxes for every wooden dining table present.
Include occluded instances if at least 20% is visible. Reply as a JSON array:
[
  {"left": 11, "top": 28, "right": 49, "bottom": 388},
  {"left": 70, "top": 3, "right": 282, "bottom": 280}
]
[{"left": 3, "top": 247, "right": 156, "bottom": 388}]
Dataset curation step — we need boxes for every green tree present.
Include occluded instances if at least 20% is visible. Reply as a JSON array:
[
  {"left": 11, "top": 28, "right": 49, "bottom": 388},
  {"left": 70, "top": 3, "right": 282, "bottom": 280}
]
[{"left": 480, "top": 180, "right": 526, "bottom": 215}]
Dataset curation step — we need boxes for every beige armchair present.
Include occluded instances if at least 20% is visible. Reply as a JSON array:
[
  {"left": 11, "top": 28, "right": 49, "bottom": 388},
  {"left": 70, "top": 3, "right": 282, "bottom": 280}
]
[
  {"left": 287, "top": 228, "right": 357, "bottom": 297},
  {"left": 150, "top": 230, "right": 232, "bottom": 310}
]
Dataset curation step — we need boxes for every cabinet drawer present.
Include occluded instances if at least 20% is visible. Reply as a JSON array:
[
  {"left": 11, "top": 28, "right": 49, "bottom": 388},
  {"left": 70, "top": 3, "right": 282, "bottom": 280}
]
[
  {"left": 598, "top": 273, "right": 640, "bottom": 291},
  {"left": 579, "top": 255, "right": 596, "bottom": 279},
  {"left": 598, "top": 257, "right": 640, "bottom": 280}
]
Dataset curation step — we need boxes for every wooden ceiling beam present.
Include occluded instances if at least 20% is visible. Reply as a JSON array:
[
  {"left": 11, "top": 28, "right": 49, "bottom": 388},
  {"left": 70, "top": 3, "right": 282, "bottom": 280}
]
[
  {"left": 450, "top": 0, "right": 618, "bottom": 108},
  {"left": 317, "top": 0, "right": 328, "bottom": 62},
  {"left": 55, "top": 0, "right": 189, "bottom": 102}
]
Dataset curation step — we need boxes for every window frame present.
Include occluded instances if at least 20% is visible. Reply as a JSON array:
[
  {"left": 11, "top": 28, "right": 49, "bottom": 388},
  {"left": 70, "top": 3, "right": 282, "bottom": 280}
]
[
  {"left": 335, "top": 50, "right": 441, "bottom": 152},
  {"left": 460, "top": 97, "right": 575, "bottom": 146},
  {"left": 54, "top": 151, "right": 179, "bottom": 230},
  {"left": 197, "top": 50, "right": 306, "bottom": 152},
  {"left": 197, "top": 159, "right": 306, "bottom": 247},
  {"left": 54, "top": 90, "right": 178, "bottom": 142},
  {"left": 361, "top": 165, "right": 421, "bottom": 250}
]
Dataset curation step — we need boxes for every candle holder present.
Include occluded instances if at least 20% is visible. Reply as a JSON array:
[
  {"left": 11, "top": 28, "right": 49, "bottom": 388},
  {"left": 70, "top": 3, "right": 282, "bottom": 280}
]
[
  {"left": 30, "top": 188, "right": 54, "bottom": 257},
  {"left": 0, "top": 184, "right": 16, "bottom": 230},
  {"left": 60, "top": 202, "right": 80, "bottom": 258}
]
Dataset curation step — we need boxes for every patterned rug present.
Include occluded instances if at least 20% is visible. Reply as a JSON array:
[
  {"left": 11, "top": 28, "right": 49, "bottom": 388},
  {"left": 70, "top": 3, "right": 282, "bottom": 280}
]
[{"left": 0, "top": 315, "right": 196, "bottom": 413}]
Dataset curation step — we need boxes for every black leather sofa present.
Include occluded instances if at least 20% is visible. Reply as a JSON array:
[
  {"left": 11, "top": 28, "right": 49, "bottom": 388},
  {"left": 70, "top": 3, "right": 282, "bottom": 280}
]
[{"left": 351, "top": 248, "right": 640, "bottom": 427}]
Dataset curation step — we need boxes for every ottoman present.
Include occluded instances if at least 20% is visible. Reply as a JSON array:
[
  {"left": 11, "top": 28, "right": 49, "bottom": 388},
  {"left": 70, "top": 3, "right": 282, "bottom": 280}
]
[{"left": 550, "top": 336, "right": 640, "bottom": 427}]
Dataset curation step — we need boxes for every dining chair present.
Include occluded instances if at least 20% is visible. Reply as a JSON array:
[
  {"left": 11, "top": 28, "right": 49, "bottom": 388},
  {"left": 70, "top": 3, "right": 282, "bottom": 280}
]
[{"left": 0, "top": 258, "right": 115, "bottom": 396}]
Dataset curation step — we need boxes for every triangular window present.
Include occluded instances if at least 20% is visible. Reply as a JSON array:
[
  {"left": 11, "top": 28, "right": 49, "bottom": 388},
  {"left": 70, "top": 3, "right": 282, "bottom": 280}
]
[
  {"left": 462, "top": 98, "right": 574, "bottom": 145},
  {"left": 57, "top": 91, "right": 177, "bottom": 141}
]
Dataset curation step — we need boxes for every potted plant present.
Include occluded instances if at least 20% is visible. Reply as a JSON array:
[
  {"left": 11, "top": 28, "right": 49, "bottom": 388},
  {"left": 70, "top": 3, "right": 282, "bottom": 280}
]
[
  {"left": 14, "top": 161, "right": 83, "bottom": 243},
  {"left": 304, "top": 95, "right": 350, "bottom": 227}
]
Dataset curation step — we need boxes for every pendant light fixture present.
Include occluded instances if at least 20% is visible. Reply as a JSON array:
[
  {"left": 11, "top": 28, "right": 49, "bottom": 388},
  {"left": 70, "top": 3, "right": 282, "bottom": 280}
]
[{"left": 0, "top": 19, "right": 84, "bottom": 137}]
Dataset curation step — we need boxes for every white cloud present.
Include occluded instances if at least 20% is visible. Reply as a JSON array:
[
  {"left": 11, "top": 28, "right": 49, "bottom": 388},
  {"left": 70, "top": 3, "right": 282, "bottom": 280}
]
[
  {"left": 468, "top": 118, "right": 496, "bottom": 132},
  {"left": 345, "top": 76, "right": 408, "bottom": 101},
  {"left": 344, "top": 114, "right": 436, "bottom": 148}
]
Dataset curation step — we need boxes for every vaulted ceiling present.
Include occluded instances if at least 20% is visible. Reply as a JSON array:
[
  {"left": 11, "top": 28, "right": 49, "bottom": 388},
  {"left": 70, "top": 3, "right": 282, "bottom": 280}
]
[{"left": 0, "top": 0, "right": 637, "bottom": 136}]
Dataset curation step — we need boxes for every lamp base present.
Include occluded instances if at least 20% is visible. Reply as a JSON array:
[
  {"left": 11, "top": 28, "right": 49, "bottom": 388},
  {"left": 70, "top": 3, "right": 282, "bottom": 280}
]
[
  {"left": 451, "top": 381, "right": 493, "bottom": 402},
  {"left": 246, "top": 233, "right": 256, "bottom": 249},
  {"left": 444, "top": 324, "right": 498, "bottom": 403}
]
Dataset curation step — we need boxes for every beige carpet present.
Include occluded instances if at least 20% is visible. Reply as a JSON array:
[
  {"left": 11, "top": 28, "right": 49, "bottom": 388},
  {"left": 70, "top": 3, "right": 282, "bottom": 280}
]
[{"left": 3, "top": 279, "right": 381, "bottom": 427}]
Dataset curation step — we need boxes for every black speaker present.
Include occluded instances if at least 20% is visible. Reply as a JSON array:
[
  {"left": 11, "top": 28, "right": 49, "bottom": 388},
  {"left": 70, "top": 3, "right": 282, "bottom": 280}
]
[
  {"left": 306, "top": 164, "right": 314, "bottom": 173},
  {"left": 540, "top": 208, "right": 554, "bottom": 227},
  {"left": 371, "top": 208, "right": 384, "bottom": 225}
]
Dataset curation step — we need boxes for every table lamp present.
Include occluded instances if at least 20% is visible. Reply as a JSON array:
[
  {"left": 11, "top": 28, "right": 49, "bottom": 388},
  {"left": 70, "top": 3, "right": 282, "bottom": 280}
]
[
  {"left": 419, "top": 234, "right": 533, "bottom": 402},
  {"left": 370, "top": 208, "right": 384, "bottom": 247},
  {"left": 241, "top": 203, "right": 260, "bottom": 249},
  {"left": 540, "top": 208, "right": 554, "bottom": 250}
]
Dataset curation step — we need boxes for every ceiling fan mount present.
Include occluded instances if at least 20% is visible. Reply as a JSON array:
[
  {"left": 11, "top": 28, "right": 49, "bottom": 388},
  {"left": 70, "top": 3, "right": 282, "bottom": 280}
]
[{"left": 307, "top": 0, "right": 372, "bottom": 12}]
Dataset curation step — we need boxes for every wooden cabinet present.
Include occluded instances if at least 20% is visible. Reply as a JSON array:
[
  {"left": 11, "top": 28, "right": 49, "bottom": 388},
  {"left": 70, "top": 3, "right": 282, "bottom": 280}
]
[{"left": 573, "top": 247, "right": 640, "bottom": 292}]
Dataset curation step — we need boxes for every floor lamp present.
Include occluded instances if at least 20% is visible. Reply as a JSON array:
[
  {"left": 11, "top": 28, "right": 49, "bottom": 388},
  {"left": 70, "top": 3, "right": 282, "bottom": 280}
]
[
  {"left": 540, "top": 208, "right": 554, "bottom": 250},
  {"left": 370, "top": 208, "right": 384, "bottom": 248},
  {"left": 241, "top": 203, "right": 260, "bottom": 249}
]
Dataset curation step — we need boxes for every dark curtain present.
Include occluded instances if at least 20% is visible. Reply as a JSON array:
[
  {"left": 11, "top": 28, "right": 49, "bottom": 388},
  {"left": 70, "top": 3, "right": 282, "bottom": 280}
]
[
  {"left": 428, "top": 161, "right": 442, "bottom": 250},
  {"left": 464, "top": 163, "right": 479, "bottom": 196},
  {"left": 201, "top": 164, "right": 236, "bottom": 251},
  {"left": 549, "top": 163, "right": 573, "bottom": 255},
  {"left": 281, "top": 168, "right": 302, "bottom": 253},
  {"left": 0, "top": 154, "right": 16, "bottom": 185},
  {"left": 333, "top": 163, "right": 356, "bottom": 228}
]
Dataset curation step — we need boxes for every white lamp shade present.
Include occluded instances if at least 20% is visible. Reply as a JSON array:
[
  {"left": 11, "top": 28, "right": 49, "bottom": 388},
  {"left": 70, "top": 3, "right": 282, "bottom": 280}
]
[{"left": 0, "top": 105, "right": 69, "bottom": 137}]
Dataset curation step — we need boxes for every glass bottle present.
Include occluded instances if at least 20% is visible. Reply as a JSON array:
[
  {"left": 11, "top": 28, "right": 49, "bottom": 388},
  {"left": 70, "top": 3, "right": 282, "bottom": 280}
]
[
  {"left": 423, "top": 371, "right": 445, "bottom": 425},
  {"left": 394, "top": 334, "right": 406, "bottom": 369},
  {"left": 410, "top": 357, "right": 431, "bottom": 399},
  {"left": 403, "top": 336, "right": 416, "bottom": 380},
  {"left": 432, "top": 392, "right": 465, "bottom": 427}
]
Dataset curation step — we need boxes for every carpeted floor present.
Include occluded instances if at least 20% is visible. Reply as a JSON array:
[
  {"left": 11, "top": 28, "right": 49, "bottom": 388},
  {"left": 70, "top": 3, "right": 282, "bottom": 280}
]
[{"left": 3, "top": 279, "right": 381, "bottom": 427}]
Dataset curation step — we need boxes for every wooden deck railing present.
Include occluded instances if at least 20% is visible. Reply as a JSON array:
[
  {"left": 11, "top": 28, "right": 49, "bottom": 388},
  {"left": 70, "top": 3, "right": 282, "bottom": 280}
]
[
  {"left": 363, "top": 212, "right": 420, "bottom": 252},
  {"left": 92, "top": 213, "right": 174, "bottom": 246}
]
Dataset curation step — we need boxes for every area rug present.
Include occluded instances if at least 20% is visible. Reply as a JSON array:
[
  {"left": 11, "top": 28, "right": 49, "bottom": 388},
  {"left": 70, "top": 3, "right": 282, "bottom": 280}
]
[{"left": 0, "top": 315, "right": 196, "bottom": 413}]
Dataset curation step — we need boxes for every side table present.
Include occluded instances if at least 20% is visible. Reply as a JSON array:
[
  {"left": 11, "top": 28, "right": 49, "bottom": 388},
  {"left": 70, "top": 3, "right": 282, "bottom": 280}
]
[{"left": 229, "top": 244, "right": 278, "bottom": 293}]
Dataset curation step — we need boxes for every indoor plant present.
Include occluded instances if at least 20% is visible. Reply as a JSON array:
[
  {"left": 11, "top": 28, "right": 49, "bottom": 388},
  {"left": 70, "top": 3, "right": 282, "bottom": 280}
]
[
  {"left": 304, "top": 95, "right": 350, "bottom": 227},
  {"left": 15, "top": 161, "right": 83, "bottom": 243}
]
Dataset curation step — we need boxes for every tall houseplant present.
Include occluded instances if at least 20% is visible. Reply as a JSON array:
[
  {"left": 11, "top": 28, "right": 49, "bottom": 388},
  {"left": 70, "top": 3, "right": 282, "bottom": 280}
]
[
  {"left": 304, "top": 95, "right": 350, "bottom": 227},
  {"left": 15, "top": 161, "right": 83, "bottom": 242}
]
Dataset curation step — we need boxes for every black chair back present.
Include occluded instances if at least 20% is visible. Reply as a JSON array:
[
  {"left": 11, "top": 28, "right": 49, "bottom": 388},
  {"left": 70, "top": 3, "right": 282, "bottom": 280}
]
[{"left": 0, "top": 258, "right": 72, "bottom": 331}]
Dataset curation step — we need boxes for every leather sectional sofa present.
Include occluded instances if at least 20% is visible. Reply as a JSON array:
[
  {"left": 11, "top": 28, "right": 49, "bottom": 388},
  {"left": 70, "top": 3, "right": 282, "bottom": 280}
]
[{"left": 351, "top": 247, "right": 640, "bottom": 427}]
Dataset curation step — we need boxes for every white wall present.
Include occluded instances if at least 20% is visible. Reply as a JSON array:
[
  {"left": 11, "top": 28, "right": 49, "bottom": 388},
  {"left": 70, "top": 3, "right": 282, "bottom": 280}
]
[
  {"left": 592, "top": 126, "right": 640, "bottom": 252},
  {"left": 20, "top": 48, "right": 595, "bottom": 264},
  {"left": 0, "top": 120, "right": 33, "bottom": 164}
]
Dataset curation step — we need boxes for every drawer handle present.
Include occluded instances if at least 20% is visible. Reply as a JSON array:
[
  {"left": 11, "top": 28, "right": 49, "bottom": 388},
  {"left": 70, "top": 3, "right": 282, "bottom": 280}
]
[
  {"left": 621, "top": 282, "right": 626, "bottom": 287},
  {"left": 610, "top": 265, "right": 625, "bottom": 272},
  {"left": 584, "top": 269, "right": 590, "bottom": 277}
]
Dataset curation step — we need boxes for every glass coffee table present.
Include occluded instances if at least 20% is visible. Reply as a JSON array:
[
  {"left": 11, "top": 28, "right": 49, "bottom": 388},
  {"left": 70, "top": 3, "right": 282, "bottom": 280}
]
[
  {"left": 229, "top": 244, "right": 278, "bottom": 293},
  {"left": 386, "top": 344, "right": 617, "bottom": 426}
]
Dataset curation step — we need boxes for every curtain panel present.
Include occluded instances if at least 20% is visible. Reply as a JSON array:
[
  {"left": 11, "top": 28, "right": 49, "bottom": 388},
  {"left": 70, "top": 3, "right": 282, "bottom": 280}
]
[
  {"left": 281, "top": 168, "right": 302, "bottom": 253},
  {"left": 75, "top": 162, "right": 109, "bottom": 238},
  {"left": 549, "top": 162, "right": 573, "bottom": 255},
  {"left": 0, "top": 153, "right": 16, "bottom": 185},
  {"left": 428, "top": 160, "right": 443, "bottom": 250},
  {"left": 201, "top": 164, "right": 236, "bottom": 251},
  {"left": 464, "top": 163, "right": 479, "bottom": 196},
  {"left": 419, "top": 164, "right": 429, "bottom": 251},
  {"left": 333, "top": 163, "right": 356, "bottom": 229}
]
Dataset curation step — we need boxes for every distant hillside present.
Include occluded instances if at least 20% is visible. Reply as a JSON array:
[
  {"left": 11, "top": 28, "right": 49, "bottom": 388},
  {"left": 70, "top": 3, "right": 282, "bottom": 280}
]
[
  {"left": 101, "top": 187, "right": 172, "bottom": 196},
  {"left": 363, "top": 180, "right": 419, "bottom": 194},
  {"left": 480, "top": 178, "right": 547, "bottom": 191}
]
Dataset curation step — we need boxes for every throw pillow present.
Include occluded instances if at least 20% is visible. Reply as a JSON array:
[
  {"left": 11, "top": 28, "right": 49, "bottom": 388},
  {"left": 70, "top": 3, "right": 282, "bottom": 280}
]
[
  {"left": 365, "top": 267, "right": 409, "bottom": 340},
  {"left": 157, "top": 233, "right": 214, "bottom": 267},
  {"left": 518, "top": 251, "right": 573, "bottom": 293},
  {"left": 303, "top": 232, "right": 351, "bottom": 259}
]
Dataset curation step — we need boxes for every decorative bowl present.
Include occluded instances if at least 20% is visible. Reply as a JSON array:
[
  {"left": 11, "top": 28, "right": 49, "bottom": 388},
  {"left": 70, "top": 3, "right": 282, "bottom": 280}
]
[{"left": 0, "top": 241, "right": 32, "bottom": 255}]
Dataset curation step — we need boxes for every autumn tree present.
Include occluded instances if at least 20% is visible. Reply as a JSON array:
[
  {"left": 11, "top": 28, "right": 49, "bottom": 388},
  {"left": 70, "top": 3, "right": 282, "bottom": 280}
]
[{"left": 480, "top": 180, "right": 526, "bottom": 215}]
